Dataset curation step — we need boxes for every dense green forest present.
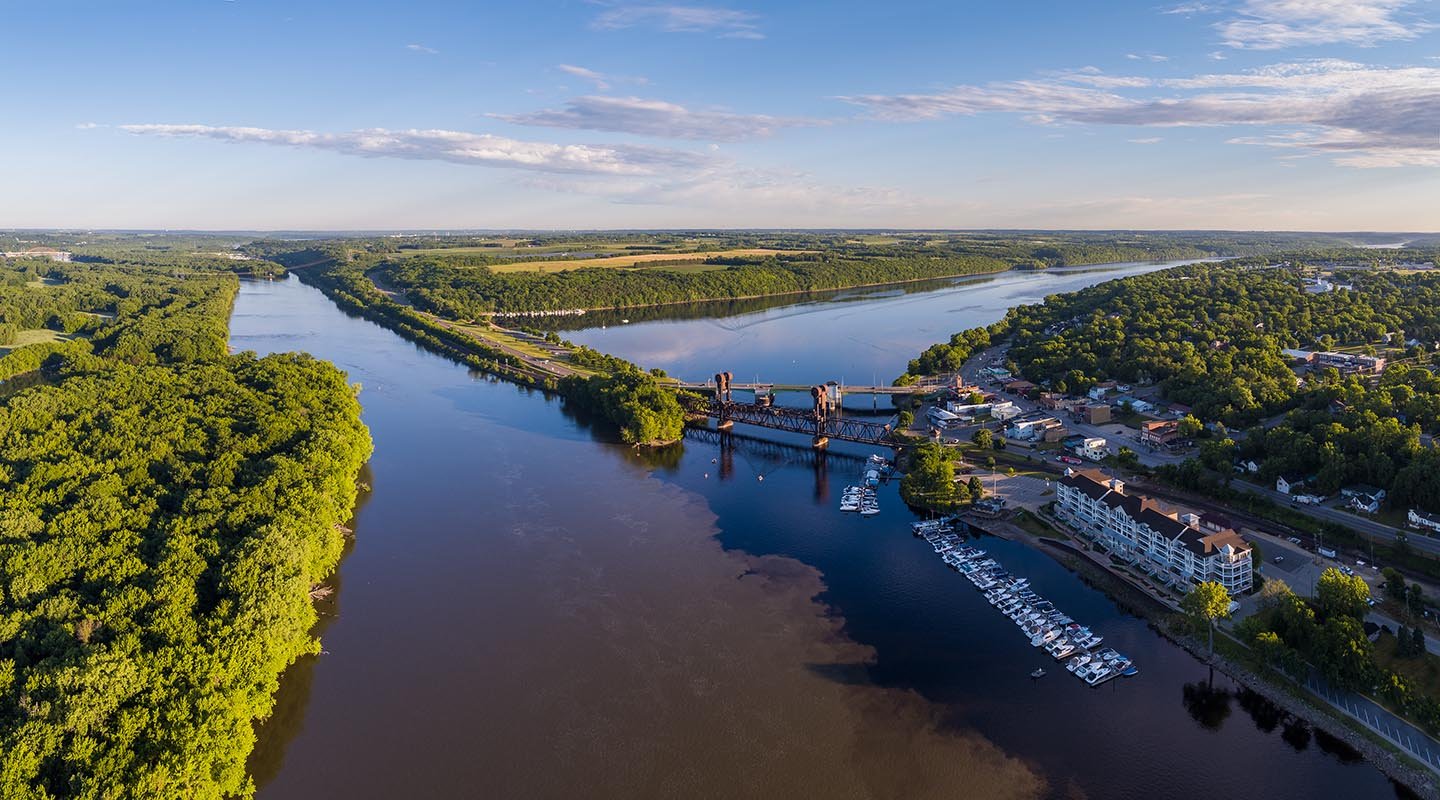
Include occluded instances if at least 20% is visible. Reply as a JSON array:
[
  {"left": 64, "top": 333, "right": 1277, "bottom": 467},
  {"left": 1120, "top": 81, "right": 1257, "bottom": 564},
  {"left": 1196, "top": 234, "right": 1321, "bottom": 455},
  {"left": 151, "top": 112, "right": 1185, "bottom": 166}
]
[{"left": 0, "top": 258, "right": 372, "bottom": 797}]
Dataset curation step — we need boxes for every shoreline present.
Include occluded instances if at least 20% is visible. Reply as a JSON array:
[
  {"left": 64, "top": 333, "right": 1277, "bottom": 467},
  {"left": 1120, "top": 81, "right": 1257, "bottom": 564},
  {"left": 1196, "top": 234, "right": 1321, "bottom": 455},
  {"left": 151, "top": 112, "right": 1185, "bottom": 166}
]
[{"left": 969, "top": 514, "right": 1440, "bottom": 799}]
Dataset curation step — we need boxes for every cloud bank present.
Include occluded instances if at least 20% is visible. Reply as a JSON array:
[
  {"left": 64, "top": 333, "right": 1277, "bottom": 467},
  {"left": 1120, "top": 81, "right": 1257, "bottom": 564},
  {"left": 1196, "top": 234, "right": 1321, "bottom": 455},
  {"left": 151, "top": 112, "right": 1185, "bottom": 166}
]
[{"left": 842, "top": 59, "right": 1440, "bottom": 167}]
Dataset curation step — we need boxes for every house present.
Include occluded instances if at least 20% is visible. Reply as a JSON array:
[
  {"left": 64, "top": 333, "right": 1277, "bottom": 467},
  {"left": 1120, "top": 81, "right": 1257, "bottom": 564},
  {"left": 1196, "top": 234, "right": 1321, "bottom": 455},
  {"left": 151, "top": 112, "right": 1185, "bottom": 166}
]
[
  {"left": 1167, "top": 403, "right": 1193, "bottom": 419},
  {"left": 1282, "top": 348, "right": 1315, "bottom": 363},
  {"left": 1234, "top": 459, "right": 1261, "bottom": 475},
  {"left": 1038, "top": 422, "right": 1070, "bottom": 443},
  {"left": 1342, "top": 485, "right": 1386, "bottom": 514},
  {"left": 1076, "top": 437, "right": 1109, "bottom": 462},
  {"left": 1004, "top": 379, "right": 1037, "bottom": 395},
  {"left": 1140, "top": 420, "right": 1182, "bottom": 447},
  {"left": 1037, "top": 392, "right": 1069, "bottom": 411},
  {"left": 1116, "top": 383, "right": 1133, "bottom": 393},
  {"left": 1409, "top": 509, "right": 1440, "bottom": 533},
  {"left": 1087, "top": 382, "right": 1117, "bottom": 400},
  {"left": 1080, "top": 404, "right": 1111, "bottom": 425},
  {"left": 1054, "top": 468, "right": 1253, "bottom": 593},
  {"left": 1276, "top": 474, "right": 1305, "bottom": 495}
]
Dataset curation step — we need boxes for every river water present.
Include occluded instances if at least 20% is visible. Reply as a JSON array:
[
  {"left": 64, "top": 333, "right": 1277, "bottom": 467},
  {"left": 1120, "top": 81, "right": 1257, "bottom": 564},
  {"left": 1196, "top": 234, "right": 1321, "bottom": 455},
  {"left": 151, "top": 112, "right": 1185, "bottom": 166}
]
[{"left": 233, "top": 265, "right": 1410, "bottom": 799}]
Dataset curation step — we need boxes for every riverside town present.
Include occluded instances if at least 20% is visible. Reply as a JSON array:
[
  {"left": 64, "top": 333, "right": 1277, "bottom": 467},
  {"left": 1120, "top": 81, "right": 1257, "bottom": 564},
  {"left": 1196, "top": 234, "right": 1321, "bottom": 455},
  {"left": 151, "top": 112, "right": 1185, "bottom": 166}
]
[{"left": 6, "top": 2, "right": 1440, "bottom": 798}]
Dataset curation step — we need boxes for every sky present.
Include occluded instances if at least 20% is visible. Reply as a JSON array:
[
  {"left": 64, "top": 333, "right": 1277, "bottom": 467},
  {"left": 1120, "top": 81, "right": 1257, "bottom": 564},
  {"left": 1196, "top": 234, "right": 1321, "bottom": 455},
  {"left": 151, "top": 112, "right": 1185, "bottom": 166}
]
[{"left": 3, "top": 0, "right": 1438, "bottom": 231}]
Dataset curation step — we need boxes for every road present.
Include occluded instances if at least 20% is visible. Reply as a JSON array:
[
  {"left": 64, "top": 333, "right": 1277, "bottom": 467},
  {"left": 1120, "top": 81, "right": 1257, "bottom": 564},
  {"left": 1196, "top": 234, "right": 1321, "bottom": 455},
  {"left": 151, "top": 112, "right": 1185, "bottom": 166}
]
[{"left": 1306, "top": 671, "right": 1440, "bottom": 774}]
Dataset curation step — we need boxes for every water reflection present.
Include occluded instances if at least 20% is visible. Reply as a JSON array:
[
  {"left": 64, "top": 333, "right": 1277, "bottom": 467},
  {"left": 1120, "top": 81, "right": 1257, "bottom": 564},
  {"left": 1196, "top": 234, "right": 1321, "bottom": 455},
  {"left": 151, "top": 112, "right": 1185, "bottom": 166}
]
[{"left": 1182, "top": 677, "right": 1233, "bottom": 731}]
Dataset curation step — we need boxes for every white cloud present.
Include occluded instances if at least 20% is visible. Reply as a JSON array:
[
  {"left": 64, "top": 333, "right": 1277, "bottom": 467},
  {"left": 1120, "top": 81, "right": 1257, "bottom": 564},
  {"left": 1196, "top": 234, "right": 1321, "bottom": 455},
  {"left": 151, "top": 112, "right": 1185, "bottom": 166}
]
[
  {"left": 495, "top": 95, "right": 816, "bottom": 141},
  {"left": 1127, "top": 53, "right": 1171, "bottom": 61},
  {"left": 1209, "top": 50, "right": 1229, "bottom": 60},
  {"left": 1164, "top": 3, "right": 1221, "bottom": 15},
  {"left": 116, "top": 124, "right": 713, "bottom": 176},
  {"left": 1217, "top": 0, "right": 1432, "bottom": 49},
  {"left": 554, "top": 64, "right": 648, "bottom": 91},
  {"left": 406, "top": 43, "right": 439, "bottom": 54},
  {"left": 557, "top": 64, "right": 611, "bottom": 90},
  {"left": 591, "top": 4, "right": 763, "bottom": 39},
  {"left": 842, "top": 59, "right": 1440, "bottom": 167},
  {"left": 1129, "top": 137, "right": 1164, "bottom": 144}
]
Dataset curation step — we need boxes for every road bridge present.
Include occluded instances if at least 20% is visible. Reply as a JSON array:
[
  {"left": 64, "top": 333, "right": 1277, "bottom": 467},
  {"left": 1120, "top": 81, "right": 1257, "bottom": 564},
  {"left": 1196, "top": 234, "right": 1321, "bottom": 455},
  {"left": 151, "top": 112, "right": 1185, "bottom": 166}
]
[{"left": 682, "top": 371, "right": 902, "bottom": 448}]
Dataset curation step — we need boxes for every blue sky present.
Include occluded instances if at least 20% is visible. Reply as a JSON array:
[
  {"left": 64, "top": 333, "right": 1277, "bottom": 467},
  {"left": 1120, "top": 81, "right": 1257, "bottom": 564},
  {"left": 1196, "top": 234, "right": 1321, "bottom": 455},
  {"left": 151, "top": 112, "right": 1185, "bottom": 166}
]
[{"left": 3, "top": 0, "right": 1438, "bottom": 230}]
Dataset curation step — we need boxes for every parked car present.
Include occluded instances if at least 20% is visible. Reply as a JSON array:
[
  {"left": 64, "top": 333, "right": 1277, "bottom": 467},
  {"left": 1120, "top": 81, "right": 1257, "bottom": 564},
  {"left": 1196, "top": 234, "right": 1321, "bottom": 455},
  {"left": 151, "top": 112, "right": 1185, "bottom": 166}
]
[
  {"left": 1287, "top": 537, "right": 1302, "bottom": 544},
  {"left": 1273, "top": 556, "right": 1285, "bottom": 564}
]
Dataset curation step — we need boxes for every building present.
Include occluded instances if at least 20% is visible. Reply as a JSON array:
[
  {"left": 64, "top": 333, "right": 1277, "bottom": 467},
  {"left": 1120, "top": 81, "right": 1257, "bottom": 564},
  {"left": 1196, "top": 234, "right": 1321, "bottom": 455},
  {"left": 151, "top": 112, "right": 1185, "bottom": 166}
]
[
  {"left": 1342, "top": 485, "right": 1386, "bottom": 514},
  {"left": 1114, "top": 395, "right": 1154, "bottom": 414},
  {"left": 1234, "top": 459, "right": 1260, "bottom": 475},
  {"left": 1078, "top": 404, "right": 1111, "bottom": 425},
  {"left": 1055, "top": 468, "right": 1253, "bottom": 594},
  {"left": 1076, "top": 437, "right": 1108, "bottom": 462},
  {"left": 1282, "top": 348, "right": 1316, "bottom": 364},
  {"left": 1409, "top": 509, "right": 1440, "bottom": 533},
  {"left": 1004, "top": 413, "right": 1060, "bottom": 441},
  {"left": 927, "top": 407, "right": 961, "bottom": 428},
  {"left": 1140, "top": 419, "right": 1182, "bottom": 447},
  {"left": 1314, "top": 351, "right": 1386, "bottom": 375},
  {"left": 1167, "top": 403, "right": 1193, "bottom": 419},
  {"left": 1088, "top": 382, "right": 1117, "bottom": 400},
  {"left": 1004, "top": 379, "right": 1037, "bottom": 395},
  {"left": 1276, "top": 474, "right": 1305, "bottom": 495}
]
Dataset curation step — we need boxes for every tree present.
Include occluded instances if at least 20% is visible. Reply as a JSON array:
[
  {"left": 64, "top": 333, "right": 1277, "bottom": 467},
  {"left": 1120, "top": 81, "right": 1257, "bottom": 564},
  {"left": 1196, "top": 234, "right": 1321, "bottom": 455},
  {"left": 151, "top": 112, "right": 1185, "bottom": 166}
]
[
  {"left": 1409, "top": 582, "right": 1426, "bottom": 618},
  {"left": 1257, "top": 576, "right": 1293, "bottom": 611},
  {"left": 1115, "top": 447, "right": 1139, "bottom": 469},
  {"left": 1182, "top": 581, "right": 1232, "bottom": 658},
  {"left": 968, "top": 476, "right": 985, "bottom": 500},
  {"left": 897, "top": 410, "right": 915, "bottom": 429},
  {"left": 972, "top": 428, "right": 992, "bottom": 449},
  {"left": 1383, "top": 567, "right": 1408, "bottom": 601},
  {"left": 1316, "top": 567, "right": 1370, "bottom": 621},
  {"left": 1414, "top": 625, "right": 1426, "bottom": 658},
  {"left": 900, "top": 441, "right": 957, "bottom": 509},
  {"left": 1178, "top": 414, "right": 1204, "bottom": 438},
  {"left": 1316, "top": 616, "right": 1376, "bottom": 691},
  {"left": 1398, "top": 624, "right": 1413, "bottom": 657}
]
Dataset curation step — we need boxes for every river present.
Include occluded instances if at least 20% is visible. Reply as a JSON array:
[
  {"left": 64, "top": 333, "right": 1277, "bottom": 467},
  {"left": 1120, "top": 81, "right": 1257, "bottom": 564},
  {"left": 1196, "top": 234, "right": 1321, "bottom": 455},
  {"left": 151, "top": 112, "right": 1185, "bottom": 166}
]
[{"left": 233, "top": 264, "right": 1411, "bottom": 799}]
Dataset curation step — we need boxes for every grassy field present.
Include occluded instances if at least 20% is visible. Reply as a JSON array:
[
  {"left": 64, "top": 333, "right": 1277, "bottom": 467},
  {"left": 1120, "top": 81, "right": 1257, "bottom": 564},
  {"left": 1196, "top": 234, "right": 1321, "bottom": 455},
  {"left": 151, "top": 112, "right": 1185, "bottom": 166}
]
[
  {"left": 485, "top": 248, "right": 800, "bottom": 273},
  {"left": 0, "top": 328, "right": 69, "bottom": 355},
  {"left": 1375, "top": 631, "right": 1440, "bottom": 698}
]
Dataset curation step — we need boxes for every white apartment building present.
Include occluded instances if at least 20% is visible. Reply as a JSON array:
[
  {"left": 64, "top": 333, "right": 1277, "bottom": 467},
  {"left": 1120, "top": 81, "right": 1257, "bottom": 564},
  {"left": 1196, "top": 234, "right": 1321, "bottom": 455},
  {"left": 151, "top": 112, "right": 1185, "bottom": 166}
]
[{"left": 1055, "top": 468, "right": 1253, "bottom": 594}]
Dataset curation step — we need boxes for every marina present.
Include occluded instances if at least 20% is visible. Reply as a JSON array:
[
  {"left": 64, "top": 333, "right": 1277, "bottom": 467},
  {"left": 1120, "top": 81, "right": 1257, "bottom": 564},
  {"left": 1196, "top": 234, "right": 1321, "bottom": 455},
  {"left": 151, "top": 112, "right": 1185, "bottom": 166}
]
[
  {"left": 913, "top": 518, "right": 1137, "bottom": 687},
  {"left": 839, "top": 454, "right": 892, "bottom": 516}
]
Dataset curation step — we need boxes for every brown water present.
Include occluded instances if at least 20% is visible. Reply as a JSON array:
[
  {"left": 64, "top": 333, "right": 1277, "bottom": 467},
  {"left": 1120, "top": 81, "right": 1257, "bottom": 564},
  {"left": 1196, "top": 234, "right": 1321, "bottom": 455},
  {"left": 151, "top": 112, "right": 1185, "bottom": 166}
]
[{"left": 236, "top": 273, "right": 1406, "bottom": 799}]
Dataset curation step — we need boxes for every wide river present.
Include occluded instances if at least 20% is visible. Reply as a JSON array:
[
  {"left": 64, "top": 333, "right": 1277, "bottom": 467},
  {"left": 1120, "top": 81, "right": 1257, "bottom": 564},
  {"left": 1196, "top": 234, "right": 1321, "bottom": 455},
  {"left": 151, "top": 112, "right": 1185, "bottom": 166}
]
[{"left": 233, "top": 262, "right": 1410, "bottom": 799}]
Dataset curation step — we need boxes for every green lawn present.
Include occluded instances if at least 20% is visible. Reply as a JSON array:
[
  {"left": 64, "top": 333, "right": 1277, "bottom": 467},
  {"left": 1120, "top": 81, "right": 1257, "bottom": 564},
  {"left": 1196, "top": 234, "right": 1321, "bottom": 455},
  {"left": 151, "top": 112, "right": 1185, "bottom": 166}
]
[
  {"left": 1375, "top": 631, "right": 1440, "bottom": 699},
  {"left": 0, "top": 328, "right": 69, "bottom": 355}
]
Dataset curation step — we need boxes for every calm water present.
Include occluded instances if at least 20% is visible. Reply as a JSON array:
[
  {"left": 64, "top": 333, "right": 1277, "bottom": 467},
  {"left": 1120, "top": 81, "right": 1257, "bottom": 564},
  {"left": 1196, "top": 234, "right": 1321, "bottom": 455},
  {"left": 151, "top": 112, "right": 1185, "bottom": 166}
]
[{"left": 235, "top": 271, "right": 1408, "bottom": 799}]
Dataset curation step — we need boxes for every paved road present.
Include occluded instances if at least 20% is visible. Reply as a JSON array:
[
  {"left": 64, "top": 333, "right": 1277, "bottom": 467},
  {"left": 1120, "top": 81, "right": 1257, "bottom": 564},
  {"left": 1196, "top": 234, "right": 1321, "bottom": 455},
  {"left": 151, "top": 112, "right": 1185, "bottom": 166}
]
[
  {"left": 1235, "top": 478, "right": 1440, "bottom": 558},
  {"left": 1306, "top": 671, "right": 1440, "bottom": 774}
]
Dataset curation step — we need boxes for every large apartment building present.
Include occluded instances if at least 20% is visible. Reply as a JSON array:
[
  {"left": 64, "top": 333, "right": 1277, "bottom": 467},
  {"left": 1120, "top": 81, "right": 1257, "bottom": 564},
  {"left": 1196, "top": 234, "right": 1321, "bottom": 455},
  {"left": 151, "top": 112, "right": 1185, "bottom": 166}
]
[{"left": 1055, "top": 468, "right": 1253, "bottom": 594}]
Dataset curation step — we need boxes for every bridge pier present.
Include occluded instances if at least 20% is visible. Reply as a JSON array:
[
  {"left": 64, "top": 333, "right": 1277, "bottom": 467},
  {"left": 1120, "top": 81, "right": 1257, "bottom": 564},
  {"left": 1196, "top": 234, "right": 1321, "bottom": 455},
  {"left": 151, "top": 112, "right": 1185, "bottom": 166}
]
[
  {"left": 717, "top": 419, "right": 734, "bottom": 431},
  {"left": 812, "top": 435, "right": 829, "bottom": 450}
]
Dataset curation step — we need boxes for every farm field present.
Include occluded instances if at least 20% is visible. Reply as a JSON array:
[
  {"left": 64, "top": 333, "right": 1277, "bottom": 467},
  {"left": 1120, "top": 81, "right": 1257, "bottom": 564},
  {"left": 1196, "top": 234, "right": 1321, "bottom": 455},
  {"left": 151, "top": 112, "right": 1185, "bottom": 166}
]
[{"left": 484, "top": 248, "right": 802, "bottom": 273}]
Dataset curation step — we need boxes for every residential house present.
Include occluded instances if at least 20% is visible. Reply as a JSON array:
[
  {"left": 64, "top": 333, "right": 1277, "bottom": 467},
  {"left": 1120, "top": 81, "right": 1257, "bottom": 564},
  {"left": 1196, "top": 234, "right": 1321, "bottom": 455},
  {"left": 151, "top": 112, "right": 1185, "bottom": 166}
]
[
  {"left": 1167, "top": 403, "right": 1193, "bottom": 419},
  {"left": 1054, "top": 468, "right": 1253, "bottom": 594},
  {"left": 1276, "top": 474, "right": 1305, "bottom": 495},
  {"left": 1342, "top": 485, "right": 1386, "bottom": 514},
  {"left": 1409, "top": 509, "right": 1440, "bottom": 534},
  {"left": 1004, "top": 379, "right": 1037, "bottom": 395},
  {"left": 1088, "top": 381, "right": 1117, "bottom": 400},
  {"left": 1234, "top": 459, "right": 1260, "bottom": 475}
]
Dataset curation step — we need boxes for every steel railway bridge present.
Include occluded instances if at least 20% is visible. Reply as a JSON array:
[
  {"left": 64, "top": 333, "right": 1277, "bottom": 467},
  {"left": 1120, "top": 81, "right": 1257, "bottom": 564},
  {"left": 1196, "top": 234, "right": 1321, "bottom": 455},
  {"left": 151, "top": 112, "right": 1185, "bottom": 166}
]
[{"left": 682, "top": 371, "right": 902, "bottom": 448}]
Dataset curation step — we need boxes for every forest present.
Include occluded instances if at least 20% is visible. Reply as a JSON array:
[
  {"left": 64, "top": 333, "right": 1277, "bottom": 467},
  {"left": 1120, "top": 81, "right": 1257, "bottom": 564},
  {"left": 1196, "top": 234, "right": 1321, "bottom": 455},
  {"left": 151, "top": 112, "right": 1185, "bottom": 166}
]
[{"left": 0, "top": 257, "right": 372, "bottom": 798}]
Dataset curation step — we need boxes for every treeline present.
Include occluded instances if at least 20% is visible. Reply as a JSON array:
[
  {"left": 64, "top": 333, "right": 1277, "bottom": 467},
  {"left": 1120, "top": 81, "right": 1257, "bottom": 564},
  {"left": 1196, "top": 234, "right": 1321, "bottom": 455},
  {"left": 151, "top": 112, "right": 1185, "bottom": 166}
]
[
  {"left": 559, "top": 366, "right": 686, "bottom": 446},
  {"left": 0, "top": 259, "right": 373, "bottom": 797},
  {"left": 380, "top": 252, "right": 1011, "bottom": 314}
]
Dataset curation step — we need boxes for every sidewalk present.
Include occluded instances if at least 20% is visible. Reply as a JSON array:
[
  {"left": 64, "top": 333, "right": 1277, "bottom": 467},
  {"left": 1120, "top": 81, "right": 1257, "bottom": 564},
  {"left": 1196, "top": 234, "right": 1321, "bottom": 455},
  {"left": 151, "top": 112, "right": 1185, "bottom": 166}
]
[{"left": 1306, "top": 671, "right": 1440, "bottom": 774}]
